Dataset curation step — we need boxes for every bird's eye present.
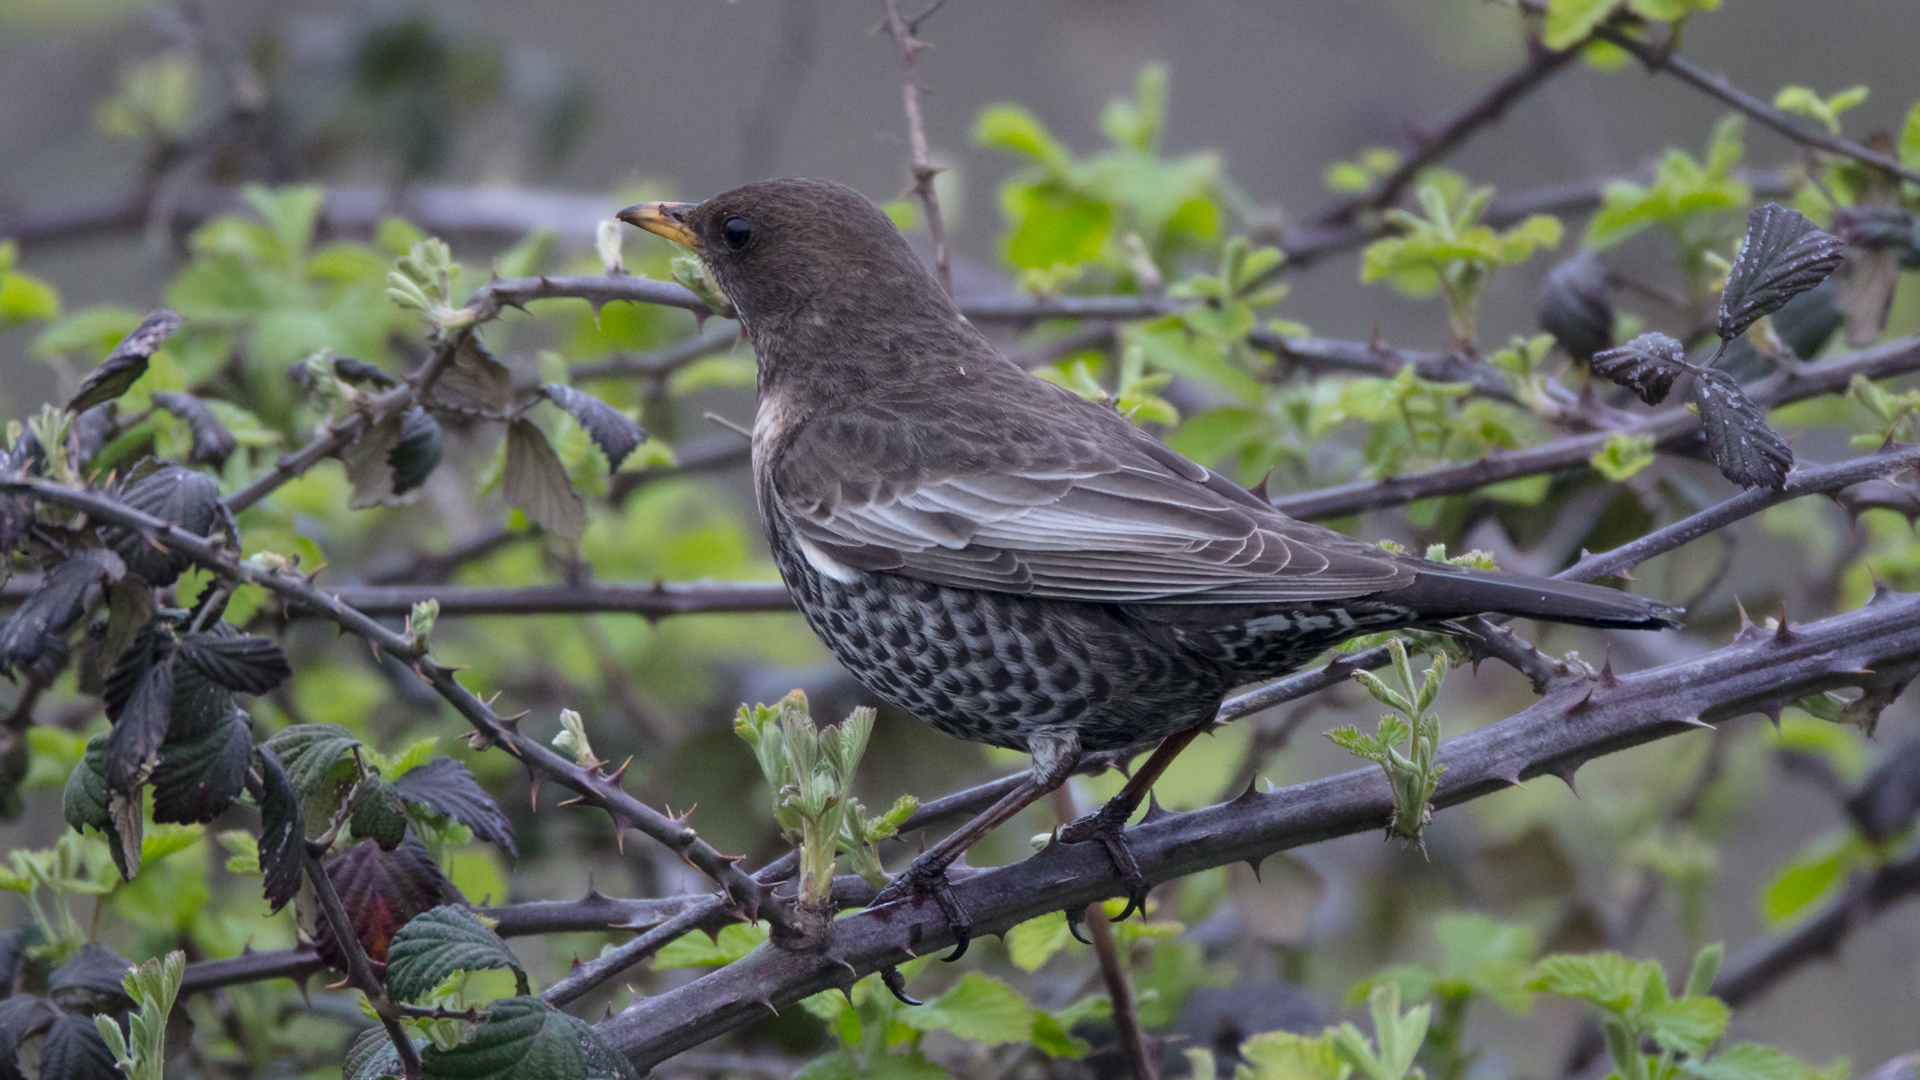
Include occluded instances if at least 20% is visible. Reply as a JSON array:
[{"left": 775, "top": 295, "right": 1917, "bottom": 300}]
[{"left": 722, "top": 217, "right": 753, "bottom": 250}]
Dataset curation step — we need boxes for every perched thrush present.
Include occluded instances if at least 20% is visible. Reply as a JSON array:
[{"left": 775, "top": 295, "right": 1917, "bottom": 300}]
[{"left": 620, "top": 178, "right": 1677, "bottom": 968}]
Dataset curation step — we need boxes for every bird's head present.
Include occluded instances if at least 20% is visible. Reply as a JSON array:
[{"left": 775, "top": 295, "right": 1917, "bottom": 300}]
[{"left": 618, "top": 178, "right": 948, "bottom": 335}]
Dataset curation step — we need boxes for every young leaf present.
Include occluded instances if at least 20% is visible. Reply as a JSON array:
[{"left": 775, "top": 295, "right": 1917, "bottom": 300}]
[
  {"left": 1527, "top": 952, "right": 1651, "bottom": 1013},
  {"left": 390, "top": 407, "right": 444, "bottom": 495},
  {"left": 261, "top": 723, "right": 361, "bottom": 795},
  {"left": 1681, "top": 1044, "right": 1818, "bottom": 1080},
  {"left": 503, "top": 419, "right": 586, "bottom": 541},
  {"left": 254, "top": 745, "right": 304, "bottom": 913},
  {"left": 1591, "top": 333, "right": 1690, "bottom": 405},
  {"left": 391, "top": 756, "right": 518, "bottom": 857},
  {"left": 418, "top": 996, "right": 637, "bottom": 1080},
  {"left": 313, "top": 836, "right": 462, "bottom": 967},
  {"left": 1718, "top": 203, "right": 1848, "bottom": 341},
  {"left": 0, "top": 549, "right": 126, "bottom": 680},
  {"left": 66, "top": 309, "right": 183, "bottom": 414},
  {"left": 1640, "top": 994, "right": 1732, "bottom": 1056},
  {"left": 147, "top": 391, "right": 237, "bottom": 466},
  {"left": 105, "top": 466, "right": 226, "bottom": 587},
  {"left": 1538, "top": 252, "right": 1615, "bottom": 362},
  {"left": 174, "top": 631, "right": 292, "bottom": 694},
  {"left": 385, "top": 905, "right": 528, "bottom": 1002},
  {"left": 542, "top": 384, "right": 646, "bottom": 470},
  {"left": 1688, "top": 368, "right": 1793, "bottom": 490},
  {"left": 149, "top": 711, "right": 252, "bottom": 825},
  {"left": 897, "top": 974, "right": 1037, "bottom": 1046}
]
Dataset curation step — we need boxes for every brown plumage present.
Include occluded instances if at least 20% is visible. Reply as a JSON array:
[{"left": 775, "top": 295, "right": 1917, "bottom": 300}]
[{"left": 620, "top": 178, "right": 1677, "bottom": 968}]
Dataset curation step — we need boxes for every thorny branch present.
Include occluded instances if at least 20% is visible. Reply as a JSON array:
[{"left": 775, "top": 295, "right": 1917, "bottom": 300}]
[
  {"left": 879, "top": 0, "right": 953, "bottom": 297},
  {"left": 304, "top": 846, "right": 423, "bottom": 1078}
]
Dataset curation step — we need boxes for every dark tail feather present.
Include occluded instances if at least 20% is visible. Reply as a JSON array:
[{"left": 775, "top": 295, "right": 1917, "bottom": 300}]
[{"left": 1385, "top": 569, "right": 1682, "bottom": 631}]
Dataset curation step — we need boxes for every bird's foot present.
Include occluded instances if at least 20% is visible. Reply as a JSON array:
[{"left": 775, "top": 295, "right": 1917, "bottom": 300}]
[
  {"left": 868, "top": 854, "right": 975, "bottom": 963},
  {"left": 1058, "top": 798, "right": 1149, "bottom": 922}
]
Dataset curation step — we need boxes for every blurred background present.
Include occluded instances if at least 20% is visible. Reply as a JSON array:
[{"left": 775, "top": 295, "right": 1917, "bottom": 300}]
[{"left": 3, "top": 0, "right": 1919, "bottom": 1076}]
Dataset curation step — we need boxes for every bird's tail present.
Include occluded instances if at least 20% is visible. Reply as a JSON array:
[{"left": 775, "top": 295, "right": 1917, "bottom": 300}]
[{"left": 1383, "top": 568, "right": 1682, "bottom": 631}]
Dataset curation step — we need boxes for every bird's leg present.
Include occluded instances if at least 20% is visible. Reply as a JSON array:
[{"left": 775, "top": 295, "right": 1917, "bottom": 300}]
[
  {"left": 1058, "top": 722, "right": 1208, "bottom": 922},
  {"left": 870, "top": 732, "right": 1080, "bottom": 971}
]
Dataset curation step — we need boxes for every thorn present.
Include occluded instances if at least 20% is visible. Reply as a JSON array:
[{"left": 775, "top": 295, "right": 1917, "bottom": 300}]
[
  {"left": 603, "top": 756, "right": 632, "bottom": 786},
  {"left": 753, "top": 994, "right": 778, "bottom": 1016},
  {"left": 569, "top": 955, "right": 584, "bottom": 972},
  {"left": 1735, "top": 596, "right": 1756, "bottom": 636},
  {"left": 1598, "top": 651, "right": 1619, "bottom": 688},
  {"left": 1563, "top": 686, "right": 1595, "bottom": 714},
  {"left": 1870, "top": 568, "right": 1892, "bottom": 603},
  {"left": 1672, "top": 715, "right": 1714, "bottom": 730},
  {"left": 1140, "top": 793, "right": 1173, "bottom": 825},
  {"left": 1549, "top": 760, "right": 1580, "bottom": 794},
  {"left": 1773, "top": 608, "right": 1797, "bottom": 644},
  {"left": 1488, "top": 762, "right": 1525, "bottom": 788},
  {"left": 556, "top": 796, "right": 585, "bottom": 807},
  {"left": 500, "top": 710, "right": 527, "bottom": 732},
  {"left": 603, "top": 1005, "right": 614, "bottom": 1022},
  {"left": 1246, "top": 856, "right": 1264, "bottom": 883},
  {"left": 1231, "top": 776, "right": 1261, "bottom": 804}
]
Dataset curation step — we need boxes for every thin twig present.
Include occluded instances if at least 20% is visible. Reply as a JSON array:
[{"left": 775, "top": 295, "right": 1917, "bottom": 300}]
[
  {"left": 304, "top": 847, "right": 422, "bottom": 1079},
  {"left": 879, "top": 0, "right": 952, "bottom": 296},
  {"left": 1050, "top": 787, "right": 1157, "bottom": 1080},
  {"left": 1714, "top": 844, "right": 1920, "bottom": 1007},
  {"left": 568, "top": 324, "right": 742, "bottom": 382}
]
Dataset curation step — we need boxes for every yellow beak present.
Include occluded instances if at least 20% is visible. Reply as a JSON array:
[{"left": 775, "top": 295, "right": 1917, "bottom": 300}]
[{"left": 617, "top": 202, "right": 701, "bottom": 250}]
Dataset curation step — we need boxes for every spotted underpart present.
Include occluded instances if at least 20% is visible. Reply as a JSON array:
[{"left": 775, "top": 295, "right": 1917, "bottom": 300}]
[{"left": 768, "top": 511, "right": 1420, "bottom": 753}]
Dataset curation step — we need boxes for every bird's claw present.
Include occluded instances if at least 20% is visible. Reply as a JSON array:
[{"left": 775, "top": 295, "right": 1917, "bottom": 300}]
[
  {"left": 1064, "top": 904, "right": 1092, "bottom": 945},
  {"left": 1059, "top": 801, "right": 1150, "bottom": 923},
  {"left": 868, "top": 858, "right": 974, "bottom": 963},
  {"left": 880, "top": 965, "right": 922, "bottom": 1006}
]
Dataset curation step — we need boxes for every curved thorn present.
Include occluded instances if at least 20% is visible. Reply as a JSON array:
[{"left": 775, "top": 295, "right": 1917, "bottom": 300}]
[
  {"left": 880, "top": 966, "right": 922, "bottom": 1007},
  {"left": 1065, "top": 906, "right": 1093, "bottom": 945}
]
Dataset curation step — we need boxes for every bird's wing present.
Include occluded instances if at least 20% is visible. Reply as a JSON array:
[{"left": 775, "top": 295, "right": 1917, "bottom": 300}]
[{"left": 768, "top": 381, "right": 1414, "bottom": 604}]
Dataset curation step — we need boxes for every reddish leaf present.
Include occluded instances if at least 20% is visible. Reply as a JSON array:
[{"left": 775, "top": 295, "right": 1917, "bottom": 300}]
[{"left": 313, "top": 836, "right": 462, "bottom": 968}]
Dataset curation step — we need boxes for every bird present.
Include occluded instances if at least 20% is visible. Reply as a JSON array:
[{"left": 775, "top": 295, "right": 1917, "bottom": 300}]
[{"left": 618, "top": 177, "right": 1678, "bottom": 970}]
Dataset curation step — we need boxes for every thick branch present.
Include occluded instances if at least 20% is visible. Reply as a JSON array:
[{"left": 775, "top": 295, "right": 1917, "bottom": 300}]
[
  {"left": 596, "top": 589, "right": 1920, "bottom": 1068},
  {"left": 316, "top": 581, "right": 794, "bottom": 618}
]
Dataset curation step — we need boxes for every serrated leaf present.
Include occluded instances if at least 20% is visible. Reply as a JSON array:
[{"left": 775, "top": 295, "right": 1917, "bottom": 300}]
[
  {"left": 48, "top": 943, "right": 135, "bottom": 1013},
  {"left": 255, "top": 745, "right": 305, "bottom": 913},
  {"left": 1682, "top": 1044, "right": 1817, "bottom": 1080},
  {"left": 64, "top": 733, "right": 112, "bottom": 838},
  {"left": 104, "top": 465, "right": 225, "bottom": 586},
  {"left": 1719, "top": 203, "right": 1848, "bottom": 341},
  {"left": 262, "top": 723, "right": 362, "bottom": 795},
  {"left": 651, "top": 922, "right": 767, "bottom": 969},
  {"left": 1007, "top": 912, "right": 1076, "bottom": 972},
  {"left": 898, "top": 973, "right": 1036, "bottom": 1046},
  {"left": 391, "top": 756, "right": 517, "bottom": 857},
  {"left": 175, "top": 631, "right": 292, "bottom": 694},
  {"left": 1642, "top": 994, "right": 1731, "bottom": 1056},
  {"left": 1689, "top": 368, "right": 1793, "bottom": 490},
  {"left": 314, "top": 836, "right": 461, "bottom": 967},
  {"left": 149, "top": 710, "right": 252, "bottom": 825},
  {"left": 1528, "top": 952, "right": 1651, "bottom": 1013},
  {"left": 0, "top": 549, "right": 126, "bottom": 680},
  {"left": 385, "top": 905, "right": 528, "bottom": 1003},
  {"left": 1591, "top": 333, "right": 1690, "bottom": 405},
  {"left": 345, "top": 1028, "right": 427, "bottom": 1080},
  {"left": 350, "top": 779, "right": 410, "bottom": 851},
  {"left": 419, "top": 996, "right": 637, "bottom": 1080},
  {"left": 343, "top": 416, "right": 409, "bottom": 509},
  {"left": 38, "top": 1013, "right": 120, "bottom": 1080},
  {"left": 503, "top": 419, "right": 585, "bottom": 541},
  {"left": 542, "top": 384, "right": 646, "bottom": 470},
  {"left": 390, "top": 407, "right": 444, "bottom": 495},
  {"left": 148, "top": 391, "right": 236, "bottom": 466},
  {"left": 67, "top": 309, "right": 183, "bottom": 413},
  {"left": 1239, "top": 1029, "right": 1351, "bottom": 1080},
  {"left": 105, "top": 654, "right": 173, "bottom": 794},
  {"left": 436, "top": 339, "right": 516, "bottom": 412},
  {"left": 1538, "top": 252, "right": 1614, "bottom": 362}
]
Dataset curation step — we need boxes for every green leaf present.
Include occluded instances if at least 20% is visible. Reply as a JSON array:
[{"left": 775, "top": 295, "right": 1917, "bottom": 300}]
[
  {"left": 386, "top": 905, "right": 528, "bottom": 1003},
  {"left": 1007, "top": 911, "right": 1077, "bottom": 972},
  {"left": 1591, "top": 432, "right": 1658, "bottom": 482},
  {"left": 652, "top": 922, "right": 768, "bottom": 969},
  {"left": 419, "top": 996, "right": 637, "bottom": 1080},
  {"left": 345, "top": 1028, "right": 426, "bottom": 1080},
  {"left": 0, "top": 270, "right": 60, "bottom": 328},
  {"left": 138, "top": 823, "right": 203, "bottom": 865},
  {"left": 1528, "top": 952, "right": 1655, "bottom": 1013},
  {"left": 260, "top": 723, "right": 361, "bottom": 795},
  {"left": 1240, "top": 1029, "right": 1354, "bottom": 1080},
  {"left": 1545, "top": 0, "right": 1621, "bottom": 50},
  {"left": 1641, "top": 994, "right": 1731, "bottom": 1056},
  {"left": 897, "top": 973, "right": 1036, "bottom": 1046},
  {"left": 1902, "top": 101, "right": 1920, "bottom": 171},
  {"left": 1761, "top": 829, "right": 1865, "bottom": 925},
  {"left": 1432, "top": 913, "right": 1536, "bottom": 1014},
  {"left": 1683, "top": 1044, "right": 1818, "bottom": 1080},
  {"left": 973, "top": 105, "right": 1069, "bottom": 168}
]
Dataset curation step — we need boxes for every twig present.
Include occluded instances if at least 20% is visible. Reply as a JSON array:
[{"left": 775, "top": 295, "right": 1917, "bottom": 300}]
[
  {"left": 224, "top": 414, "right": 369, "bottom": 515},
  {"left": 1592, "top": 24, "right": 1920, "bottom": 188},
  {"left": 569, "top": 324, "right": 741, "bottom": 382},
  {"left": 1714, "top": 844, "right": 1920, "bottom": 1007},
  {"left": 596, "top": 587, "right": 1920, "bottom": 1069},
  {"left": 1050, "top": 787, "right": 1157, "bottom": 1080},
  {"left": 879, "top": 0, "right": 952, "bottom": 297},
  {"left": 304, "top": 846, "right": 422, "bottom": 1079}
]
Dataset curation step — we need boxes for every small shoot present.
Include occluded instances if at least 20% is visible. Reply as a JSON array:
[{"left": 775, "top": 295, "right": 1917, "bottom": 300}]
[
  {"left": 1329, "top": 639, "right": 1448, "bottom": 844},
  {"left": 1361, "top": 181, "right": 1563, "bottom": 347},
  {"left": 406, "top": 598, "right": 439, "bottom": 653},
  {"left": 552, "top": 708, "right": 603, "bottom": 770},
  {"left": 386, "top": 237, "right": 472, "bottom": 332},
  {"left": 94, "top": 950, "right": 185, "bottom": 1080}
]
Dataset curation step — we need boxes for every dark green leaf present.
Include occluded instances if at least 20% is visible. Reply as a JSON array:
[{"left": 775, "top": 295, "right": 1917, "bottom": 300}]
[
  {"left": 102, "top": 622, "right": 163, "bottom": 721},
  {"left": 419, "top": 996, "right": 637, "bottom": 1080},
  {"left": 345, "top": 1028, "right": 425, "bottom": 1080},
  {"left": 175, "top": 631, "right": 292, "bottom": 695},
  {"left": 502, "top": 419, "right": 584, "bottom": 540},
  {"left": 48, "top": 943, "right": 134, "bottom": 1013},
  {"left": 386, "top": 905, "right": 527, "bottom": 1003},
  {"left": 1537, "top": 252, "right": 1614, "bottom": 362},
  {"left": 148, "top": 391, "right": 237, "bottom": 466},
  {"left": 314, "top": 836, "right": 461, "bottom": 968},
  {"left": 0, "top": 549, "right": 126, "bottom": 680},
  {"left": 105, "top": 654, "right": 173, "bottom": 793},
  {"left": 105, "top": 465, "right": 226, "bottom": 586},
  {"left": 392, "top": 757, "right": 517, "bottom": 857},
  {"left": 262, "top": 723, "right": 362, "bottom": 795},
  {"left": 350, "top": 779, "right": 410, "bottom": 851},
  {"left": 1689, "top": 368, "right": 1793, "bottom": 490},
  {"left": 542, "top": 384, "right": 645, "bottom": 470},
  {"left": 66, "top": 308, "right": 183, "bottom": 413},
  {"left": 391, "top": 407, "right": 444, "bottom": 495},
  {"left": 255, "top": 744, "right": 305, "bottom": 913},
  {"left": 1591, "top": 333, "right": 1690, "bottom": 406},
  {"left": 1834, "top": 206, "right": 1920, "bottom": 269},
  {"left": 1770, "top": 279, "right": 1843, "bottom": 359},
  {"left": 63, "top": 734, "right": 111, "bottom": 834},
  {"left": 37, "top": 1013, "right": 120, "bottom": 1080},
  {"left": 0, "top": 925, "right": 44, "bottom": 998},
  {"left": 150, "top": 710, "right": 253, "bottom": 825},
  {"left": 333, "top": 356, "right": 399, "bottom": 388},
  {"left": 70, "top": 404, "right": 116, "bottom": 467},
  {"left": 1719, "top": 203, "right": 1848, "bottom": 340}
]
